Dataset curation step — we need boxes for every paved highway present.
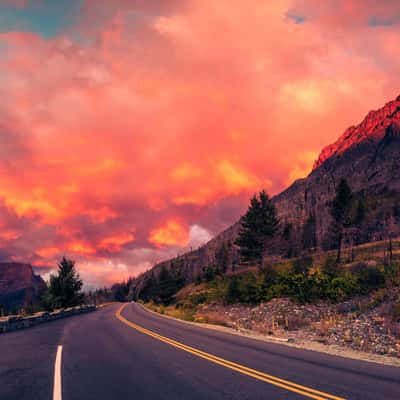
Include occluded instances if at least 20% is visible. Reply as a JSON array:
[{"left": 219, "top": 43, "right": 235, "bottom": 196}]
[{"left": 0, "top": 303, "right": 399, "bottom": 399}]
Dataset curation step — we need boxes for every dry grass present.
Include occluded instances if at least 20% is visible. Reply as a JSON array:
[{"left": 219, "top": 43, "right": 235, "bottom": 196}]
[
  {"left": 146, "top": 302, "right": 196, "bottom": 321},
  {"left": 194, "top": 312, "right": 231, "bottom": 327}
]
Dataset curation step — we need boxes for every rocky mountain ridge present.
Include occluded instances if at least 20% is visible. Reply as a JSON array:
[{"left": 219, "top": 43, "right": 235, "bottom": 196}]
[{"left": 314, "top": 96, "right": 400, "bottom": 170}]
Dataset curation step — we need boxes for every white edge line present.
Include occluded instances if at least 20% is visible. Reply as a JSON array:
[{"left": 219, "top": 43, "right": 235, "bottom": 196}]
[{"left": 53, "top": 345, "right": 63, "bottom": 400}]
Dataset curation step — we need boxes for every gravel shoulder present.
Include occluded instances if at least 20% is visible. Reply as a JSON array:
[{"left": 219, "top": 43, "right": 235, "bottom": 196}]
[{"left": 140, "top": 301, "right": 400, "bottom": 368}]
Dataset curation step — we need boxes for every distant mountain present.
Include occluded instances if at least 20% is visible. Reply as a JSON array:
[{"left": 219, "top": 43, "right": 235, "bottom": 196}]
[
  {"left": 132, "top": 95, "right": 400, "bottom": 297},
  {"left": 0, "top": 263, "right": 46, "bottom": 313}
]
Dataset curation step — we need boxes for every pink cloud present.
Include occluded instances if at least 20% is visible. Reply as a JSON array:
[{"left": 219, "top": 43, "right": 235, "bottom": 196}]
[{"left": 0, "top": 0, "right": 399, "bottom": 285}]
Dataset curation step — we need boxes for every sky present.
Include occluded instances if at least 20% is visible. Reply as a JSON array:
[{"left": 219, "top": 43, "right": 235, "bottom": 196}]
[{"left": 0, "top": 0, "right": 399, "bottom": 287}]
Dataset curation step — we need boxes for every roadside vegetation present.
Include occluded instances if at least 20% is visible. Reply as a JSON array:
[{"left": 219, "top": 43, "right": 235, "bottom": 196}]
[
  {"left": 141, "top": 251, "right": 399, "bottom": 317},
  {"left": 135, "top": 181, "right": 400, "bottom": 341},
  {"left": 2, "top": 257, "right": 116, "bottom": 316}
]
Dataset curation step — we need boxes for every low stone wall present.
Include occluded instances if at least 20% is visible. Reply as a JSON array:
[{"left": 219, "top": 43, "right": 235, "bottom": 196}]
[{"left": 0, "top": 305, "right": 97, "bottom": 334}]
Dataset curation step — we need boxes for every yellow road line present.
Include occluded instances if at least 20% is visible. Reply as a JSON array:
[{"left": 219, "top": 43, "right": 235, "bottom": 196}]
[{"left": 116, "top": 304, "right": 346, "bottom": 400}]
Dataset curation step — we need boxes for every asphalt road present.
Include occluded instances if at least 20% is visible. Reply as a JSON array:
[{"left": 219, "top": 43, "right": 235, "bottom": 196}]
[{"left": 0, "top": 302, "right": 399, "bottom": 400}]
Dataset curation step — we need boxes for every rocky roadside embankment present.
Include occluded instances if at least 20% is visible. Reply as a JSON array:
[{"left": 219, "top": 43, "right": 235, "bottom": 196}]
[{"left": 192, "top": 288, "right": 400, "bottom": 361}]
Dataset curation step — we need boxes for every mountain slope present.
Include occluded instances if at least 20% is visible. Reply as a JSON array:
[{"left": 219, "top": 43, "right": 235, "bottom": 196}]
[{"left": 132, "top": 95, "right": 400, "bottom": 296}]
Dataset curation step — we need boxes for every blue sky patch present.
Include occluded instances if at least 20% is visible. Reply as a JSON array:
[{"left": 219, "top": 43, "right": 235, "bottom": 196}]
[
  {"left": 0, "top": 0, "right": 84, "bottom": 38},
  {"left": 368, "top": 15, "right": 400, "bottom": 27}
]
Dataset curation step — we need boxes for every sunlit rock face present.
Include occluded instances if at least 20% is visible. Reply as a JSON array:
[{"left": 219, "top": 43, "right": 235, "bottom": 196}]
[
  {"left": 275, "top": 97, "right": 400, "bottom": 255},
  {"left": 133, "top": 96, "right": 400, "bottom": 292},
  {"left": 314, "top": 96, "right": 400, "bottom": 170},
  {"left": 0, "top": 263, "right": 46, "bottom": 312}
]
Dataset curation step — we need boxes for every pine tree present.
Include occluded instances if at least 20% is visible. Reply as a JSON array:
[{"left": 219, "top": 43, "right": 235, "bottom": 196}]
[
  {"left": 355, "top": 199, "right": 365, "bottom": 225},
  {"left": 139, "top": 272, "right": 158, "bottom": 302},
  {"left": 45, "top": 257, "right": 84, "bottom": 309},
  {"left": 215, "top": 242, "right": 229, "bottom": 274},
  {"left": 158, "top": 265, "right": 177, "bottom": 305},
  {"left": 330, "top": 179, "right": 353, "bottom": 262},
  {"left": 302, "top": 214, "right": 317, "bottom": 250},
  {"left": 225, "top": 276, "right": 240, "bottom": 304},
  {"left": 235, "top": 190, "right": 279, "bottom": 265}
]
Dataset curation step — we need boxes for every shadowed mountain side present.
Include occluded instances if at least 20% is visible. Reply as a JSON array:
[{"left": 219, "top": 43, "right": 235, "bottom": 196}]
[
  {"left": 131, "top": 96, "right": 400, "bottom": 297},
  {"left": 0, "top": 263, "right": 46, "bottom": 313}
]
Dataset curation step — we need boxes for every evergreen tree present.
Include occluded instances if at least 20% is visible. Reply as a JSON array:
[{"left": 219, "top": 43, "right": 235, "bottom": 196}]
[
  {"left": 235, "top": 190, "right": 279, "bottom": 265},
  {"left": 44, "top": 257, "right": 84, "bottom": 309},
  {"left": 330, "top": 179, "right": 353, "bottom": 261},
  {"left": 158, "top": 265, "right": 177, "bottom": 305},
  {"left": 282, "top": 222, "right": 293, "bottom": 241},
  {"left": 111, "top": 281, "right": 131, "bottom": 302},
  {"left": 302, "top": 214, "right": 317, "bottom": 250},
  {"left": 139, "top": 272, "right": 158, "bottom": 302},
  {"left": 215, "top": 242, "right": 229, "bottom": 274},
  {"left": 355, "top": 199, "right": 366, "bottom": 225},
  {"left": 225, "top": 276, "right": 240, "bottom": 304},
  {"left": 172, "top": 263, "right": 186, "bottom": 291},
  {"left": 202, "top": 266, "right": 216, "bottom": 282}
]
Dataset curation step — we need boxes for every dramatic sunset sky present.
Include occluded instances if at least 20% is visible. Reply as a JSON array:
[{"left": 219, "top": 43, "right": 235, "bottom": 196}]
[{"left": 0, "top": 0, "right": 399, "bottom": 286}]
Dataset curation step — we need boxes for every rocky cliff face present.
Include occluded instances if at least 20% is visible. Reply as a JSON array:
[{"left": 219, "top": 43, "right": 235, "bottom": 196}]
[
  {"left": 133, "top": 95, "right": 400, "bottom": 295},
  {"left": 0, "top": 263, "right": 46, "bottom": 312},
  {"left": 313, "top": 96, "right": 400, "bottom": 170},
  {"left": 276, "top": 96, "right": 400, "bottom": 253}
]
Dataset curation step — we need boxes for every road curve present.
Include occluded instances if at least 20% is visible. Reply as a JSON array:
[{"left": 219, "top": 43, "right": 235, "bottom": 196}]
[{"left": 0, "top": 302, "right": 399, "bottom": 400}]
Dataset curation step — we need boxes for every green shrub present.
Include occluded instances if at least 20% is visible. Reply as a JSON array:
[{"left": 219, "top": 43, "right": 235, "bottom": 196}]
[
  {"left": 280, "top": 274, "right": 314, "bottom": 303},
  {"left": 202, "top": 266, "right": 217, "bottom": 282},
  {"left": 262, "top": 283, "right": 286, "bottom": 302},
  {"left": 223, "top": 272, "right": 262, "bottom": 304},
  {"left": 321, "top": 256, "right": 341, "bottom": 278},
  {"left": 237, "top": 273, "right": 260, "bottom": 303},
  {"left": 384, "top": 262, "right": 400, "bottom": 285},
  {"left": 225, "top": 276, "right": 240, "bottom": 304},
  {"left": 326, "top": 275, "right": 359, "bottom": 302},
  {"left": 292, "top": 256, "right": 313, "bottom": 276},
  {"left": 351, "top": 263, "right": 385, "bottom": 293},
  {"left": 189, "top": 292, "right": 208, "bottom": 305}
]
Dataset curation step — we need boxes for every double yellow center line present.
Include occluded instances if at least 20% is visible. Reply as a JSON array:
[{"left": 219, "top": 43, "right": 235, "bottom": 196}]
[{"left": 116, "top": 304, "right": 345, "bottom": 400}]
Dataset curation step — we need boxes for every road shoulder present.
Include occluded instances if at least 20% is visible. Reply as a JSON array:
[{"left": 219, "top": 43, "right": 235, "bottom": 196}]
[{"left": 136, "top": 302, "right": 400, "bottom": 368}]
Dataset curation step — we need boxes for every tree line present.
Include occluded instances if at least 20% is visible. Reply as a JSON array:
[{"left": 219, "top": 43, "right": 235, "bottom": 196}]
[
  {"left": 30, "top": 177, "right": 389, "bottom": 312},
  {"left": 136, "top": 177, "right": 398, "bottom": 307}
]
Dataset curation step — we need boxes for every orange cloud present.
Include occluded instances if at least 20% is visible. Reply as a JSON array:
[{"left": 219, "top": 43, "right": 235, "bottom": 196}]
[
  {"left": 170, "top": 160, "right": 263, "bottom": 206},
  {"left": 170, "top": 164, "right": 203, "bottom": 181},
  {"left": 67, "top": 242, "right": 97, "bottom": 256},
  {"left": 149, "top": 220, "right": 189, "bottom": 247},
  {"left": 99, "top": 232, "right": 135, "bottom": 252},
  {"left": 217, "top": 160, "right": 262, "bottom": 194},
  {"left": 36, "top": 247, "right": 61, "bottom": 258},
  {"left": 286, "top": 151, "right": 319, "bottom": 185}
]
